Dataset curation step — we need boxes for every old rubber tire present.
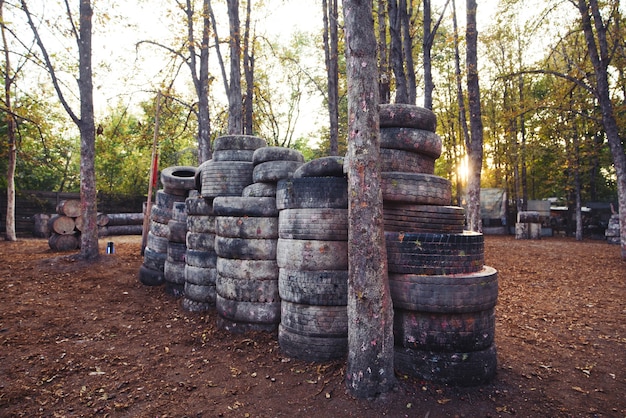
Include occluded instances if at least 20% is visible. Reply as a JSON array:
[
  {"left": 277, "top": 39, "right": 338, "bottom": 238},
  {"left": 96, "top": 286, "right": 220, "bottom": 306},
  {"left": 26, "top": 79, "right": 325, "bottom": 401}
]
[
  {"left": 213, "top": 196, "right": 278, "bottom": 217},
  {"left": 276, "top": 177, "right": 348, "bottom": 210},
  {"left": 242, "top": 182, "right": 277, "bottom": 197},
  {"left": 216, "top": 275, "right": 279, "bottom": 302},
  {"left": 388, "top": 266, "right": 499, "bottom": 313},
  {"left": 150, "top": 204, "right": 172, "bottom": 224},
  {"left": 186, "top": 231, "right": 216, "bottom": 251},
  {"left": 147, "top": 231, "right": 169, "bottom": 253},
  {"left": 216, "top": 294, "right": 280, "bottom": 324},
  {"left": 379, "top": 104, "right": 437, "bottom": 132},
  {"left": 184, "top": 282, "right": 216, "bottom": 304},
  {"left": 293, "top": 156, "right": 345, "bottom": 178},
  {"left": 161, "top": 166, "right": 197, "bottom": 192},
  {"left": 200, "top": 161, "right": 254, "bottom": 197},
  {"left": 187, "top": 215, "right": 216, "bottom": 234},
  {"left": 213, "top": 134, "right": 267, "bottom": 151},
  {"left": 380, "top": 128, "right": 442, "bottom": 158},
  {"left": 380, "top": 148, "right": 436, "bottom": 174},
  {"left": 186, "top": 195, "right": 214, "bottom": 216},
  {"left": 276, "top": 238, "right": 348, "bottom": 271},
  {"left": 149, "top": 219, "right": 170, "bottom": 238},
  {"left": 164, "top": 260, "right": 186, "bottom": 284},
  {"left": 280, "top": 301, "right": 347, "bottom": 337},
  {"left": 143, "top": 247, "right": 167, "bottom": 271},
  {"left": 252, "top": 160, "right": 303, "bottom": 183},
  {"left": 185, "top": 248, "right": 217, "bottom": 268},
  {"left": 139, "top": 265, "right": 164, "bottom": 286},
  {"left": 212, "top": 149, "right": 255, "bottom": 162},
  {"left": 278, "top": 208, "right": 348, "bottom": 241},
  {"left": 381, "top": 172, "right": 451, "bottom": 205},
  {"left": 216, "top": 216, "right": 278, "bottom": 239},
  {"left": 216, "top": 258, "right": 279, "bottom": 281},
  {"left": 156, "top": 189, "right": 187, "bottom": 209},
  {"left": 181, "top": 297, "right": 214, "bottom": 312},
  {"left": 252, "top": 146, "right": 304, "bottom": 164},
  {"left": 167, "top": 242, "right": 187, "bottom": 263},
  {"left": 215, "top": 236, "right": 277, "bottom": 260},
  {"left": 278, "top": 324, "right": 347, "bottom": 362},
  {"left": 394, "top": 344, "right": 497, "bottom": 386},
  {"left": 168, "top": 219, "right": 187, "bottom": 243},
  {"left": 185, "top": 264, "right": 217, "bottom": 286},
  {"left": 394, "top": 308, "right": 495, "bottom": 352},
  {"left": 278, "top": 269, "right": 348, "bottom": 306}
]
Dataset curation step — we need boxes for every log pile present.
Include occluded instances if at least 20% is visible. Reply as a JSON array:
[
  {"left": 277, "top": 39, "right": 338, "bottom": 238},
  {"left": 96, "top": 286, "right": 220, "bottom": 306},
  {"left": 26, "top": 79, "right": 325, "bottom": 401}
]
[{"left": 42, "top": 199, "right": 144, "bottom": 252}]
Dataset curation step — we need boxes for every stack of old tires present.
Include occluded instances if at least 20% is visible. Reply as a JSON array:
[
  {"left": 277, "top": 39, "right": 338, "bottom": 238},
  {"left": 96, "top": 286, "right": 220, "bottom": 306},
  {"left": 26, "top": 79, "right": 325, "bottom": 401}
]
[
  {"left": 605, "top": 213, "right": 620, "bottom": 245},
  {"left": 276, "top": 157, "right": 349, "bottom": 362},
  {"left": 139, "top": 166, "right": 197, "bottom": 287},
  {"left": 181, "top": 189, "right": 218, "bottom": 312},
  {"left": 214, "top": 146, "right": 304, "bottom": 332},
  {"left": 378, "top": 104, "right": 498, "bottom": 386}
]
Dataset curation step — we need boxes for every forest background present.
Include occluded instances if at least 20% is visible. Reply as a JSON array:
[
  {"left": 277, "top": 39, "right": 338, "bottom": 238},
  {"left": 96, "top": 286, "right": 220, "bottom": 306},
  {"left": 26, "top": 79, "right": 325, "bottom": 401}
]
[{"left": 0, "top": 0, "right": 624, "bottom": 224}]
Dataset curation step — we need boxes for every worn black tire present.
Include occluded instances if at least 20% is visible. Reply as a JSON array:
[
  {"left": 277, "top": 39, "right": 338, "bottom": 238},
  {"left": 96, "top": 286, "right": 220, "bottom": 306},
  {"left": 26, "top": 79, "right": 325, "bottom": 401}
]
[
  {"left": 213, "top": 196, "right": 278, "bottom": 217},
  {"left": 389, "top": 266, "right": 498, "bottom": 313},
  {"left": 276, "top": 177, "right": 348, "bottom": 210},
  {"left": 161, "top": 166, "right": 197, "bottom": 192},
  {"left": 181, "top": 297, "right": 214, "bottom": 312},
  {"left": 171, "top": 201, "right": 187, "bottom": 222},
  {"left": 216, "top": 275, "right": 279, "bottom": 302},
  {"left": 186, "top": 231, "right": 216, "bottom": 251},
  {"left": 383, "top": 203, "right": 465, "bottom": 234},
  {"left": 242, "top": 182, "right": 277, "bottom": 197},
  {"left": 150, "top": 204, "right": 172, "bottom": 225},
  {"left": 380, "top": 148, "right": 436, "bottom": 174},
  {"left": 213, "top": 135, "right": 267, "bottom": 151},
  {"left": 143, "top": 247, "right": 167, "bottom": 271},
  {"left": 253, "top": 160, "right": 303, "bottom": 183},
  {"left": 394, "top": 308, "right": 495, "bottom": 352},
  {"left": 216, "top": 258, "right": 279, "bottom": 281},
  {"left": 184, "top": 282, "right": 216, "bottom": 304},
  {"left": 164, "top": 282, "right": 185, "bottom": 298},
  {"left": 278, "top": 269, "right": 348, "bottom": 306},
  {"left": 518, "top": 211, "right": 541, "bottom": 223},
  {"left": 185, "top": 248, "right": 218, "bottom": 268},
  {"left": 292, "top": 156, "right": 345, "bottom": 178},
  {"left": 380, "top": 128, "right": 442, "bottom": 158},
  {"left": 186, "top": 195, "right": 214, "bottom": 216},
  {"left": 168, "top": 219, "right": 187, "bottom": 243},
  {"left": 164, "top": 260, "right": 186, "bottom": 284},
  {"left": 278, "top": 324, "right": 347, "bottom": 362},
  {"left": 185, "top": 264, "right": 218, "bottom": 286},
  {"left": 149, "top": 219, "right": 170, "bottom": 238},
  {"left": 166, "top": 242, "right": 187, "bottom": 263},
  {"left": 394, "top": 344, "right": 497, "bottom": 386},
  {"left": 187, "top": 215, "right": 216, "bottom": 234},
  {"left": 212, "top": 149, "right": 255, "bottom": 162},
  {"left": 381, "top": 172, "right": 451, "bottom": 205},
  {"left": 278, "top": 208, "right": 348, "bottom": 241},
  {"left": 277, "top": 238, "right": 348, "bottom": 271},
  {"left": 379, "top": 104, "right": 437, "bottom": 132},
  {"left": 252, "top": 146, "right": 304, "bottom": 164},
  {"left": 139, "top": 265, "right": 164, "bottom": 286},
  {"left": 156, "top": 189, "right": 187, "bottom": 209},
  {"left": 147, "top": 231, "right": 169, "bottom": 253},
  {"left": 216, "top": 294, "right": 280, "bottom": 325},
  {"left": 215, "top": 236, "right": 277, "bottom": 260},
  {"left": 200, "top": 161, "right": 254, "bottom": 197},
  {"left": 216, "top": 216, "right": 278, "bottom": 239},
  {"left": 281, "top": 301, "right": 347, "bottom": 337}
]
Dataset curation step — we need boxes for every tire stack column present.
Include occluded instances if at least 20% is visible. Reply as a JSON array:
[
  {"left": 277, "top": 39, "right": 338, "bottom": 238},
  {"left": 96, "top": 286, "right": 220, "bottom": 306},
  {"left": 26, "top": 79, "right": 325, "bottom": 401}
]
[
  {"left": 181, "top": 189, "right": 218, "bottom": 312},
  {"left": 276, "top": 157, "right": 350, "bottom": 362},
  {"left": 139, "top": 166, "right": 197, "bottom": 287},
  {"left": 214, "top": 146, "right": 304, "bottom": 333},
  {"left": 378, "top": 104, "right": 499, "bottom": 386}
]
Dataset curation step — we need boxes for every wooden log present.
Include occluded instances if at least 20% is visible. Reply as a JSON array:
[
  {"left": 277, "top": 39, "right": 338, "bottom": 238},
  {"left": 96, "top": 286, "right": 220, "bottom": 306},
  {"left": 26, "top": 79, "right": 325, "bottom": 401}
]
[
  {"left": 56, "top": 199, "right": 82, "bottom": 217},
  {"left": 33, "top": 213, "right": 51, "bottom": 238},
  {"left": 48, "top": 233, "right": 79, "bottom": 251},
  {"left": 104, "top": 213, "right": 144, "bottom": 226},
  {"left": 98, "top": 224, "right": 143, "bottom": 236},
  {"left": 97, "top": 213, "right": 109, "bottom": 226},
  {"left": 48, "top": 215, "right": 76, "bottom": 235}
]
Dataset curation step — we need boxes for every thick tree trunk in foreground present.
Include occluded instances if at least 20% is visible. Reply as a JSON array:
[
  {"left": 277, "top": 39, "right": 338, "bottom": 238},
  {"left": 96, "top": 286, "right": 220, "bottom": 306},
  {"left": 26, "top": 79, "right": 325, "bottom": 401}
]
[
  {"left": 342, "top": 0, "right": 396, "bottom": 398},
  {"left": 227, "top": 0, "right": 243, "bottom": 134}
]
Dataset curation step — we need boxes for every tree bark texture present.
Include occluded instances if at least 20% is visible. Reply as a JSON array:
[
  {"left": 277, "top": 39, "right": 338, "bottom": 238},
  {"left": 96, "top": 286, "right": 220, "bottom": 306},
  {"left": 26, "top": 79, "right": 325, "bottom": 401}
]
[
  {"left": 377, "top": 0, "right": 390, "bottom": 104},
  {"left": 465, "top": 0, "right": 483, "bottom": 233},
  {"left": 323, "top": 0, "right": 340, "bottom": 155},
  {"left": 423, "top": 0, "right": 434, "bottom": 109},
  {"left": 342, "top": 0, "right": 396, "bottom": 398},
  {"left": 388, "top": 0, "right": 408, "bottom": 103},
  {"left": 78, "top": 0, "right": 99, "bottom": 259},
  {"left": 400, "top": 0, "right": 415, "bottom": 104},
  {"left": 227, "top": 0, "right": 243, "bottom": 135},
  {"left": 243, "top": 0, "right": 254, "bottom": 136},
  {"left": 576, "top": 0, "right": 626, "bottom": 259}
]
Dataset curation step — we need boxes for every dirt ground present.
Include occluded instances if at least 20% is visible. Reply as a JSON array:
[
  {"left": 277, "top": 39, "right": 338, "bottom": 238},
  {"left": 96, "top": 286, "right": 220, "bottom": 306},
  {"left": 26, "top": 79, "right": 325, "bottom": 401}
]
[{"left": 0, "top": 234, "right": 624, "bottom": 417}]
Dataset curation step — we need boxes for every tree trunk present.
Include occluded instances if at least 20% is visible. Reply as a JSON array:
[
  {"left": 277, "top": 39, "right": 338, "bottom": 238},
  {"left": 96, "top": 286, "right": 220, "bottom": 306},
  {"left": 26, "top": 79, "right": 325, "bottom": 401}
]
[
  {"left": 400, "top": 0, "right": 415, "bottom": 104},
  {"left": 227, "top": 0, "right": 243, "bottom": 134},
  {"left": 243, "top": 0, "right": 254, "bottom": 136},
  {"left": 423, "top": 0, "right": 433, "bottom": 109},
  {"left": 323, "top": 0, "right": 340, "bottom": 155},
  {"left": 198, "top": 0, "right": 212, "bottom": 163},
  {"left": 342, "top": 0, "right": 396, "bottom": 398},
  {"left": 388, "top": 0, "right": 408, "bottom": 103},
  {"left": 577, "top": 0, "right": 626, "bottom": 259},
  {"left": 1, "top": 0, "right": 16, "bottom": 242},
  {"left": 465, "top": 0, "right": 483, "bottom": 232},
  {"left": 377, "top": 0, "right": 390, "bottom": 104}
]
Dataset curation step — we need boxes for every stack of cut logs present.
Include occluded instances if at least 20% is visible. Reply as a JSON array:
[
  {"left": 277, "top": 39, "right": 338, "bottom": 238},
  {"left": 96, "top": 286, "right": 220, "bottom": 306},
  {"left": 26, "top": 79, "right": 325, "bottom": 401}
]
[{"left": 46, "top": 199, "right": 144, "bottom": 251}]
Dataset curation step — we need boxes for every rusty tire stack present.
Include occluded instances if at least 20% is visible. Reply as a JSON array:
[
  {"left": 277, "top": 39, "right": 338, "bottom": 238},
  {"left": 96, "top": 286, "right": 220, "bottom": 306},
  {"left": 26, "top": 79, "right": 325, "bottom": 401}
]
[
  {"left": 276, "top": 158, "right": 349, "bottom": 362},
  {"left": 214, "top": 146, "right": 303, "bottom": 333},
  {"left": 379, "top": 104, "right": 498, "bottom": 386}
]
